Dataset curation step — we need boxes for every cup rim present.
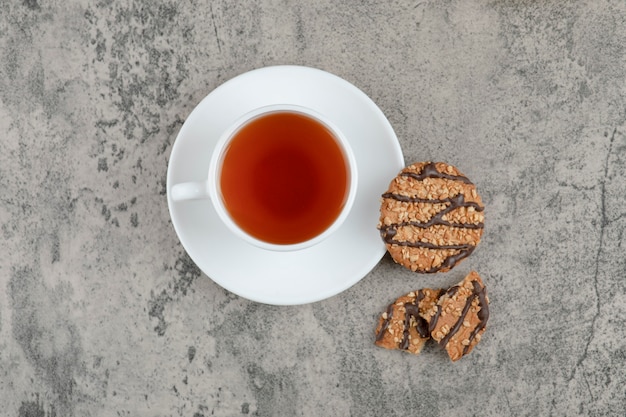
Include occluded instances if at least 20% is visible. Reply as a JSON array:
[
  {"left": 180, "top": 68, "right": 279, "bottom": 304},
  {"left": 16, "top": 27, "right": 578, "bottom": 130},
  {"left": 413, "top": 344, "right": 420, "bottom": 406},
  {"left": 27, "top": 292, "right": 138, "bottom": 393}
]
[{"left": 207, "top": 103, "right": 359, "bottom": 252}]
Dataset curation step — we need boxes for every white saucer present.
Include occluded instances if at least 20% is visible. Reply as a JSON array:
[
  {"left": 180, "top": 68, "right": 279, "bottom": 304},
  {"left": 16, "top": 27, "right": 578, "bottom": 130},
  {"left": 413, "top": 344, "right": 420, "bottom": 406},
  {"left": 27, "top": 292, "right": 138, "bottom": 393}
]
[{"left": 167, "top": 66, "right": 404, "bottom": 305}]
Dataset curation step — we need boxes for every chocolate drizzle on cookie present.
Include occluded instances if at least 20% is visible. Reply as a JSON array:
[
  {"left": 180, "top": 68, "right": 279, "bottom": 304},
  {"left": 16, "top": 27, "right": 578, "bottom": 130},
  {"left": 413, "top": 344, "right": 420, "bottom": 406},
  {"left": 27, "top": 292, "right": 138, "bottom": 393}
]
[
  {"left": 399, "top": 290, "right": 429, "bottom": 349},
  {"left": 463, "top": 280, "right": 489, "bottom": 355},
  {"left": 375, "top": 303, "right": 395, "bottom": 342},
  {"left": 428, "top": 305, "right": 442, "bottom": 333},
  {"left": 379, "top": 193, "right": 484, "bottom": 230},
  {"left": 400, "top": 162, "right": 474, "bottom": 184},
  {"left": 427, "top": 285, "right": 461, "bottom": 331}
]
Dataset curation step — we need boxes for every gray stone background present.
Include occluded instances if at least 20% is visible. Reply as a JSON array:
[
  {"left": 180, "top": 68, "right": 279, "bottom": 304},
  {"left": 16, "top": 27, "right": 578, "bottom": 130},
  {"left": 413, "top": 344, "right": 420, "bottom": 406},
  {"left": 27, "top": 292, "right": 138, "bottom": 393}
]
[{"left": 1, "top": 0, "right": 625, "bottom": 416}]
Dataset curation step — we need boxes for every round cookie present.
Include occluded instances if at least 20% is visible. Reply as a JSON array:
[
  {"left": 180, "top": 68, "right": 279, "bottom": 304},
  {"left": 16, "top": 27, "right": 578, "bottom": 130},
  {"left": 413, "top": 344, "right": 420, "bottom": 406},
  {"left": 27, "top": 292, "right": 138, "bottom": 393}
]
[{"left": 378, "top": 162, "right": 485, "bottom": 273}]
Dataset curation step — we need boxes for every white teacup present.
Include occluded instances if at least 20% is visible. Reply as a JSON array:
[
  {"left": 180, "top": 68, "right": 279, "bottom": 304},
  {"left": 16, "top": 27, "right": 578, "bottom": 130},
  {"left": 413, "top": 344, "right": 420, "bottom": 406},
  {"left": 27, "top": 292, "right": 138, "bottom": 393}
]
[{"left": 170, "top": 104, "right": 358, "bottom": 252}]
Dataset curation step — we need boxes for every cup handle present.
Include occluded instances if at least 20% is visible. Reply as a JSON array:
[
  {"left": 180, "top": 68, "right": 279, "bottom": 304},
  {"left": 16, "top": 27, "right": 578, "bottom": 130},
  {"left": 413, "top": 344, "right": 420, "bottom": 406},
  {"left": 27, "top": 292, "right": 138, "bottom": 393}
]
[{"left": 170, "top": 181, "right": 210, "bottom": 201}]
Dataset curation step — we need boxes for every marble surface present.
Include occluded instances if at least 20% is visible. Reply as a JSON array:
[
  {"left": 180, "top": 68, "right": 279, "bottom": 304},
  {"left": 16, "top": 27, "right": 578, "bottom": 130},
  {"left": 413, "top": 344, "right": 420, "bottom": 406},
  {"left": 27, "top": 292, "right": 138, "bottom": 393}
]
[{"left": 1, "top": 1, "right": 626, "bottom": 416}]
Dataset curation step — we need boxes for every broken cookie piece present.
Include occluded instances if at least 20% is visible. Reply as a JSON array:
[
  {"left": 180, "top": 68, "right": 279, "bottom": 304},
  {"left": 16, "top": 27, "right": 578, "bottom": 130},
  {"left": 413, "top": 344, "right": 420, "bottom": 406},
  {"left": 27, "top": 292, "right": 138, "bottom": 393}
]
[
  {"left": 375, "top": 288, "right": 444, "bottom": 355},
  {"left": 424, "top": 271, "right": 490, "bottom": 361}
]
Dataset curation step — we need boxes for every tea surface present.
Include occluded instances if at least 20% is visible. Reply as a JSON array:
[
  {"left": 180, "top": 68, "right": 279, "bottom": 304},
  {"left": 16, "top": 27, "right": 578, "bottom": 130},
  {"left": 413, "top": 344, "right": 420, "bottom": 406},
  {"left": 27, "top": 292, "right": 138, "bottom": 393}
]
[{"left": 220, "top": 112, "right": 349, "bottom": 244}]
